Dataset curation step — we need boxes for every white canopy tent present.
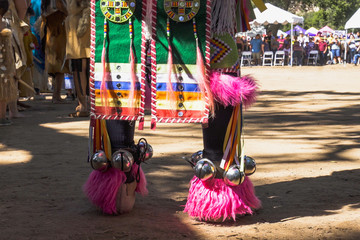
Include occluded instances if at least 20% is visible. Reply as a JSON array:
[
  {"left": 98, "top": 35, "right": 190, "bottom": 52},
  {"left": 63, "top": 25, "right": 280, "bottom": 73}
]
[
  {"left": 305, "top": 27, "right": 318, "bottom": 36},
  {"left": 344, "top": 8, "right": 360, "bottom": 64},
  {"left": 277, "top": 29, "right": 288, "bottom": 37},
  {"left": 250, "top": 3, "right": 304, "bottom": 66},
  {"left": 345, "top": 8, "right": 360, "bottom": 29}
]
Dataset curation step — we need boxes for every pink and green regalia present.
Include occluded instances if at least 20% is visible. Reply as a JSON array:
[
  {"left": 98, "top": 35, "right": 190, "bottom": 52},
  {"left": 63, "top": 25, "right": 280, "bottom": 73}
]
[{"left": 84, "top": 0, "right": 266, "bottom": 222}]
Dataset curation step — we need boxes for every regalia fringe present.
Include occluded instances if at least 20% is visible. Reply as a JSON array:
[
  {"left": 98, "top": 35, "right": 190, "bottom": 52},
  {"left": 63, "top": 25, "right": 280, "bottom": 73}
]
[{"left": 211, "top": 0, "right": 236, "bottom": 35}]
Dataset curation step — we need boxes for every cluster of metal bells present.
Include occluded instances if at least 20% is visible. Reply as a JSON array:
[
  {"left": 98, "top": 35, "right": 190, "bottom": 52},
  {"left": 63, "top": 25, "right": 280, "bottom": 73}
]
[
  {"left": 191, "top": 151, "right": 256, "bottom": 186},
  {"left": 90, "top": 138, "right": 153, "bottom": 172}
]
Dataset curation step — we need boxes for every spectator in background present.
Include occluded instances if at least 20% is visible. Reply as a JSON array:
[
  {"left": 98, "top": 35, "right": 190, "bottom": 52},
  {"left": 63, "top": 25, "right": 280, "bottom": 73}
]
[
  {"left": 318, "top": 37, "right": 328, "bottom": 65},
  {"left": 303, "top": 33, "right": 310, "bottom": 46},
  {"left": 292, "top": 41, "right": 305, "bottom": 66},
  {"left": 330, "top": 36, "right": 341, "bottom": 64},
  {"left": 308, "top": 37, "right": 316, "bottom": 50},
  {"left": 348, "top": 34, "right": 357, "bottom": 64},
  {"left": 304, "top": 41, "right": 311, "bottom": 61},
  {"left": 271, "top": 35, "right": 279, "bottom": 56},
  {"left": 264, "top": 30, "right": 273, "bottom": 52},
  {"left": 356, "top": 32, "right": 360, "bottom": 39},
  {"left": 278, "top": 34, "right": 285, "bottom": 50},
  {"left": 298, "top": 32, "right": 306, "bottom": 47},
  {"left": 314, "top": 31, "right": 322, "bottom": 42},
  {"left": 250, "top": 34, "right": 263, "bottom": 66},
  {"left": 236, "top": 35, "right": 244, "bottom": 57},
  {"left": 327, "top": 33, "right": 334, "bottom": 45},
  {"left": 284, "top": 35, "right": 291, "bottom": 49},
  {"left": 241, "top": 35, "right": 249, "bottom": 51},
  {"left": 353, "top": 44, "right": 360, "bottom": 65},
  {"left": 283, "top": 42, "right": 291, "bottom": 65}
]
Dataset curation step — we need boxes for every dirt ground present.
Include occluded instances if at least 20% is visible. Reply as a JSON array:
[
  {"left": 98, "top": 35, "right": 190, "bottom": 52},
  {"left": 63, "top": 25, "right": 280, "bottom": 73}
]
[{"left": 0, "top": 65, "right": 359, "bottom": 240}]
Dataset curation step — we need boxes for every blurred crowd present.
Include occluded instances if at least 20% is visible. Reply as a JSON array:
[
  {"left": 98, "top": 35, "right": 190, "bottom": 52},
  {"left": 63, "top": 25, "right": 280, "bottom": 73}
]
[
  {"left": 237, "top": 30, "right": 360, "bottom": 66},
  {"left": 0, "top": 0, "right": 90, "bottom": 127}
]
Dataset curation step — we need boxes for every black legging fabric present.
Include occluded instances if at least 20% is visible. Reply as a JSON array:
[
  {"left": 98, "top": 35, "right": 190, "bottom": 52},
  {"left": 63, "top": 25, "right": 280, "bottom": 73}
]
[
  {"left": 106, "top": 120, "right": 135, "bottom": 152},
  {"left": 202, "top": 104, "right": 234, "bottom": 163},
  {"left": 105, "top": 104, "right": 234, "bottom": 164}
]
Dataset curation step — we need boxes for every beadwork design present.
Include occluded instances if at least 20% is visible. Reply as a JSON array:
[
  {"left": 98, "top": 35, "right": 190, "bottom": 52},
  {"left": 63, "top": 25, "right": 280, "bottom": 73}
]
[
  {"left": 164, "top": 0, "right": 200, "bottom": 22},
  {"left": 210, "top": 37, "right": 231, "bottom": 64},
  {"left": 100, "top": 0, "right": 136, "bottom": 23}
]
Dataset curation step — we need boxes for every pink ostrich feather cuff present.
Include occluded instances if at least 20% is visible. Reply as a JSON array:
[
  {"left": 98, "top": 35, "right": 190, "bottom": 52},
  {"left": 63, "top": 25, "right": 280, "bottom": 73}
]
[
  {"left": 209, "top": 71, "right": 258, "bottom": 107},
  {"left": 184, "top": 176, "right": 262, "bottom": 222},
  {"left": 83, "top": 167, "right": 127, "bottom": 215},
  {"left": 83, "top": 164, "right": 148, "bottom": 214},
  {"left": 131, "top": 163, "right": 148, "bottom": 196}
]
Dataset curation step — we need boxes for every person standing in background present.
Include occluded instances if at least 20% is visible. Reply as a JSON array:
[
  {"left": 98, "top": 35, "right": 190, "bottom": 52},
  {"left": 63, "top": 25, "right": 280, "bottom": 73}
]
[
  {"left": 65, "top": 0, "right": 90, "bottom": 117},
  {"left": 271, "top": 35, "right": 279, "bottom": 56},
  {"left": 330, "top": 36, "right": 341, "bottom": 64},
  {"left": 347, "top": 34, "right": 357, "bottom": 64},
  {"left": 31, "top": 0, "right": 48, "bottom": 99},
  {"left": 19, "top": 5, "right": 37, "bottom": 99},
  {"left": 318, "top": 37, "right": 328, "bottom": 65},
  {"left": 263, "top": 30, "right": 273, "bottom": 52},
  {"left": 277, "top": 34, "right": 285, "bottom": 50},
  {"left": 41, "top": 0, "right": 69, "bottom": 103},
  {"left": 4, "top": 0, "right": 31, "bottom": 118},
  {"left": 0, "top": 0, "right": 18, "bottom": 125},
  {"left": 250, "top": 34, "right": 263, "bottom": 66}
]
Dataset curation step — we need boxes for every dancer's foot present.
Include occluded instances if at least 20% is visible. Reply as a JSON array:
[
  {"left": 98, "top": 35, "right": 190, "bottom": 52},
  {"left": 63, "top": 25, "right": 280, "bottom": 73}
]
[
  {"left": 116, "top": 181, "right": 137, "bottom": 214},
  {"left": 65, "top": 93, "right": 76, "bottom": 101},
  {"left": 17, "top": 101, "right": 31, "bottom": 109},
  {"left": 9, "top": 112, "right": 25, "bottom": 119},
  {"left": 68, "top": 111, "right": 89, "bottom": 118},
  {"left": 52, "top": 98, "right": 69, "bottom": 104},
  {"left": 0, "top": 118, "right": 12, "bottom": 126}
]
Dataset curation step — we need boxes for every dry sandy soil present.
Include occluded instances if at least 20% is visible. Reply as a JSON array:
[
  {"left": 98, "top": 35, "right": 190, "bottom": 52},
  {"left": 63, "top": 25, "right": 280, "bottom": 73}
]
[{"left": 0, "top": 65, "right": 359, "bottom": 240}]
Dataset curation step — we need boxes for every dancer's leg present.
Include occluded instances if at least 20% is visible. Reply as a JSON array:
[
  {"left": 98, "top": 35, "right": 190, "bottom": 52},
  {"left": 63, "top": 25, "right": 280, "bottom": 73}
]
[
  {"left": 106, "top": 120, "right": 135, "bottom": 150},
  {"left": 52, "top": 73, "right": 65, "bottom": 103},
  {"left": 72, "top": 59, "right": 89, "bottom": 113},
  {"left": 184, "top": 73, "right": 261, "bottom": 222},
  {"left": 84, "top": 120, "right": 149, "bottom": 214}
]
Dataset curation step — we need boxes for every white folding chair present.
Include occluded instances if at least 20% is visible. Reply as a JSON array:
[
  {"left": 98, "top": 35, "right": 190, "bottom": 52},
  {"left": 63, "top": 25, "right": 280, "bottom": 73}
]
[
  {"left": 240, "top": 51, "right": 252, "bottom": 67},
  {"left": 274, "top": 51, "right": 285, "bottom": 66},
  {"left": 262, "top": 51, "right": 273, "bottom": 66},
  {"left": 307, "top": 50, "right": 318, "bottom": 65}
]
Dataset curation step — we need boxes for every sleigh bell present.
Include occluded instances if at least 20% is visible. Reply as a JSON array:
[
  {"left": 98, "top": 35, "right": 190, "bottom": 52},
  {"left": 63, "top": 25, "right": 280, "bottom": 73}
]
[
  {"left": 111, "top": 149, "right": 134, "bottom": 172},
  {"left": 138, "top": 141, "right": 153, "bottom": 161},
  {"left": 191, "top": 150, "right": 203, "bottom": 164},
  {"left": 90, "top": 150, "right": 109, "bottom": 172},
  {"left": 194, "top": 158, "right": 216, "bottom": 181},
  {"left": 244, "top": 156, "right": 256, "bottom": 176},
  {"left": 223, "top": 165, "right": 245, "bottom": 186}
]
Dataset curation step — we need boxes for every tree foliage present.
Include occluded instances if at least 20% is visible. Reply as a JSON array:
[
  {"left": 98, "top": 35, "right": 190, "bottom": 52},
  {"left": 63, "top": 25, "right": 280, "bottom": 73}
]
[{"left": 265, "top": 0, "right": 360, "bottom": 30}]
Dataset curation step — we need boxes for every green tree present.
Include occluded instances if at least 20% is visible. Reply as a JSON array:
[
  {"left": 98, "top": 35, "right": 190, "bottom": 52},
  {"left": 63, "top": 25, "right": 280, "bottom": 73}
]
[
  {"left": 316, "top": 0, "right": 360, "bottom": 29},
  {"left": 265, "top": 0, "right": 360, "bottom": 29}
]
